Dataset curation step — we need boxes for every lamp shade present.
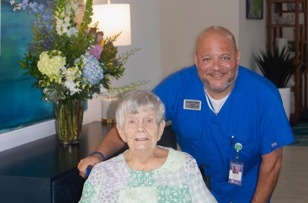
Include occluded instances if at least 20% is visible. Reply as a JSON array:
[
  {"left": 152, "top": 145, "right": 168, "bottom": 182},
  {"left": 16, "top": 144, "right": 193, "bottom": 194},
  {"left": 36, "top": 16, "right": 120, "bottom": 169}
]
[{"left": 92, "top": 4, "right": 131, "bottom": 46}]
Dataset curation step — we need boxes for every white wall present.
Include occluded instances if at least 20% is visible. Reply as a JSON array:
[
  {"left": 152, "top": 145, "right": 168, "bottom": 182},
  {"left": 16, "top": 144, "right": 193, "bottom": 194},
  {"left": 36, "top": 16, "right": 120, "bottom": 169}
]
[
  {"left": 239, "top": 0, "right": 266, "bottom": 73},
  {"left": 0, "top": 0, "right": 266, "bottom": 152},
  {"left": 161, "top": 0, "right": 241, "bottom": 76},
  {"left": 161, "top": 0, "right": 266, "bottom": 76}
]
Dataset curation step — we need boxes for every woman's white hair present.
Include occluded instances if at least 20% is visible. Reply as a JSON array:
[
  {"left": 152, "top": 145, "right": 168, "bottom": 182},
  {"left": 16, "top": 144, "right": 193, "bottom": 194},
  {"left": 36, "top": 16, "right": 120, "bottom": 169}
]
[{"left": 116, "top": 90, "right": 165, "bottom": 129}]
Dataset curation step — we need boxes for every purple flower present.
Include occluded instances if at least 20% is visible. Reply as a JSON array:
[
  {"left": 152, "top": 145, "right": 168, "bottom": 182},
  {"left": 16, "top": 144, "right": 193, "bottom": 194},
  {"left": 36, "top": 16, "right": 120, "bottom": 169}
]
[
  {"left": 20, "top": 0, "right": 29, "bottom": 10},
  {"left": 28, "top": 1, "right": 39, "bottom": 13},
  {"left": 97, "top": 32, "right": 104, "bottom": 43},
  {"left": 89, "top": 45, "right": 103, "bottom": 60}
]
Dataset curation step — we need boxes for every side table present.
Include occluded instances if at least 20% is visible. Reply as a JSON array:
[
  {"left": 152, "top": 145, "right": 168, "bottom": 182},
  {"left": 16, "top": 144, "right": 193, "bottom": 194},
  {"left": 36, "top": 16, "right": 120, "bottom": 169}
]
[{"left": 0, "top": 121, "right": 176, "bottom": 203}]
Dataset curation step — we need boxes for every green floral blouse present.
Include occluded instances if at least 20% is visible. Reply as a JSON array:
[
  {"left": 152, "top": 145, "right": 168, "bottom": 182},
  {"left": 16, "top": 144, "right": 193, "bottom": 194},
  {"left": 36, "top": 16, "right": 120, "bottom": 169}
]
[{"left": 79, "top": 147, "right": 217, "bottom": 203}]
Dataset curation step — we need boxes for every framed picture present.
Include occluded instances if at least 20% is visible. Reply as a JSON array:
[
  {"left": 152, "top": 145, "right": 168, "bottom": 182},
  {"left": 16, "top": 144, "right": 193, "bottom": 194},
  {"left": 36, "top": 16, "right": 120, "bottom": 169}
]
[
  {"left": 246, "top": 0, "right": 263, "bottom": 19},
  {"left": 0, "top": 0, "right": 54, "bottom": 133}
]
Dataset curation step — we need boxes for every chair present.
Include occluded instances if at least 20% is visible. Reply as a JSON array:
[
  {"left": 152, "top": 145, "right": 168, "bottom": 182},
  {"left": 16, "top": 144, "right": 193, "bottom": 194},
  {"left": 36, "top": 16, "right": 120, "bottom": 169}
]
[{"left": 163, "top": 124, "right": 211, "bottom": 189}]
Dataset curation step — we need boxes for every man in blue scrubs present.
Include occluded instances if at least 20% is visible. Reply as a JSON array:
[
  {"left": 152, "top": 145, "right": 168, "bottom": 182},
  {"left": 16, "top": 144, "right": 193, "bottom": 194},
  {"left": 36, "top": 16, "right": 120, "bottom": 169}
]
[{"left": 78, "top": 26, "right": 294, "bottom": 202}]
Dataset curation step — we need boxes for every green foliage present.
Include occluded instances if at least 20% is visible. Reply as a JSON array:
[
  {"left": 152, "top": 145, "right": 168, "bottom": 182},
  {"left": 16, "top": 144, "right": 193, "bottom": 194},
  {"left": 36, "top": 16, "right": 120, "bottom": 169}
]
[
  {"left": 254, "top": 47, "right": 300, "bottom": 88},
  {"left": 80, "top": 0, "right": 93, "bottom": 32},
  {"left": 105, "top": 80, "right": 149, "bottom": 97}
]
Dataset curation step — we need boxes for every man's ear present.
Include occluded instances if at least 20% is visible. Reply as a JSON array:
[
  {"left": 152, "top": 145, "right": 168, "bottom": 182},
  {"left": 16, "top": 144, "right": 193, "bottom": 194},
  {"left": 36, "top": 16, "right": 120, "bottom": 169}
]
[
  {"left": 236, "top": 50, "right": 241, "bottom": 65},
  {"left": 194, "top": 54, "right": 197, "bottom": 65},
  {"left": 157, "top": 120, "right": 166, "bottom": 141},
  {"left": 116, "top": 125, "right": 127, "bottom": 142}
]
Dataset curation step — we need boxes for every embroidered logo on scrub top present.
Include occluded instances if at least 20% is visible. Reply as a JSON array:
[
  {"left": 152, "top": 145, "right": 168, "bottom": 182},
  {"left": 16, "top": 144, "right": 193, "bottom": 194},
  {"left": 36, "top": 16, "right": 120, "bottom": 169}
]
[
  {"left": 271, "top": 142, "right": 278, "bottom": 147},
  {"left": 183, "top": 99, "right": 201, "bottom": 110}
]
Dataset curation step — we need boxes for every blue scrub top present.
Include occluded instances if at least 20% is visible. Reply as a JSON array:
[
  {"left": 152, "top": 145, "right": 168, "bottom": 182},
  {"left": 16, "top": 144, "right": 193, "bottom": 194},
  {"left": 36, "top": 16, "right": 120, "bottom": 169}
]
[{"left": 153, "top": 65, "right": 294, "bottom": 202}]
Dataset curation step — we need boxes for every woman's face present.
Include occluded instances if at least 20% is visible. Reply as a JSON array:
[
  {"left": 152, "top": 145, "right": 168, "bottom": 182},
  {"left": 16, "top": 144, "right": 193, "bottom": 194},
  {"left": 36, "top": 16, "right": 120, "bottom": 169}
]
[
  {"left": 118, "top": 106, "right": 165, "bottom": 152},
  {"left": 194, "top": 31, "right": 240, "bottom": 98}
]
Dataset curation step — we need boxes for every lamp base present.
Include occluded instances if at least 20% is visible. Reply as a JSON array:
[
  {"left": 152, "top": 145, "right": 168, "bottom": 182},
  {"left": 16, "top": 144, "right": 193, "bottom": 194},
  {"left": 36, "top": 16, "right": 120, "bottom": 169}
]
[{"left": 101, "top": 118, "right": 116, "bottom": 124}]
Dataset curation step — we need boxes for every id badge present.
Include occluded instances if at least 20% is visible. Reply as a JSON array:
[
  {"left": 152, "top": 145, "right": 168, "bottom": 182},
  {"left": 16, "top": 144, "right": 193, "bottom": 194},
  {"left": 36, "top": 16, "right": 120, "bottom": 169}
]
[{"left": 228, "top": 161, "right": 244, "bottom": 186}]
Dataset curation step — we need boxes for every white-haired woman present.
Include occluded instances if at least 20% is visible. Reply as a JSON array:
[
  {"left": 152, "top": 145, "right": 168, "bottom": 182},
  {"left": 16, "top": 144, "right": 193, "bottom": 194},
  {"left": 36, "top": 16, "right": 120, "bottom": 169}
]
[{"left": 79, "top": 90, "right": 216, "bottom": 203}]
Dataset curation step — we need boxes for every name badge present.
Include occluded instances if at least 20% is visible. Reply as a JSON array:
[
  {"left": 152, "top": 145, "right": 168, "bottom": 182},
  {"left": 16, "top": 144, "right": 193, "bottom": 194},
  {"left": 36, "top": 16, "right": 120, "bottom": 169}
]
[
  {"left": 228, "top": 161, "right": 244, "bottom": 186},
  {"left": 183, "top": 99, "right": 201, "bottom": 110}
]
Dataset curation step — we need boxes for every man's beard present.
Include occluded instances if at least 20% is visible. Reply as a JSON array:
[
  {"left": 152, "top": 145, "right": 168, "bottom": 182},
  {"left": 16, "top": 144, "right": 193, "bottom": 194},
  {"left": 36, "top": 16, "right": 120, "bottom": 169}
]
[{"left": 203, "top": 72, "right": 238, "bottom": 94}]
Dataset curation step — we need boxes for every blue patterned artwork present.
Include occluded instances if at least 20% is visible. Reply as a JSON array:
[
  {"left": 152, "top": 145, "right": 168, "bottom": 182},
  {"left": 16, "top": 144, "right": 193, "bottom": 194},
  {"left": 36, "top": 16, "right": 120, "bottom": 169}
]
[{"left": 0, "top": 0, "right": 53, "bottom": 133}]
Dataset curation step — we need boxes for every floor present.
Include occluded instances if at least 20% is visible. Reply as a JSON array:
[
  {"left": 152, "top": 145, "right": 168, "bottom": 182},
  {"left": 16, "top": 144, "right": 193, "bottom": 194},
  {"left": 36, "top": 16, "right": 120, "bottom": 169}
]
[{"left": 271, "top": 146, "right": 308, "bottom": 203}]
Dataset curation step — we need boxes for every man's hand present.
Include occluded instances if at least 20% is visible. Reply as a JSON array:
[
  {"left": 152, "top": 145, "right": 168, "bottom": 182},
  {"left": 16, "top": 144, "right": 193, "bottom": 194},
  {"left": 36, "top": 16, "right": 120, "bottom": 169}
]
[
  {"left": 78, "top": 155, "right": 101, "bottom": 178},
  {"left": 77, "top": 126, "right": 126, "bottom": 178}
]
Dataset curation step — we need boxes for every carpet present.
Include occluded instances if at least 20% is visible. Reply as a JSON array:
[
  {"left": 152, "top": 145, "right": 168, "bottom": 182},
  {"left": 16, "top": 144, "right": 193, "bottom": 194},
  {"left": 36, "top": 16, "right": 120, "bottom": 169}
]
[{"left": 290, "top": 122, "right": 308, "bottom": 146}]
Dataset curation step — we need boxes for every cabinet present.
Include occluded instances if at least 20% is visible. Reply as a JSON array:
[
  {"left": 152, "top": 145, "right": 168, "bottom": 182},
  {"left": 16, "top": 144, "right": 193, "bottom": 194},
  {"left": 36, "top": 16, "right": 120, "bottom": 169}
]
[{"left": 266, "top": 0, "right": 307, "bottom": 123}]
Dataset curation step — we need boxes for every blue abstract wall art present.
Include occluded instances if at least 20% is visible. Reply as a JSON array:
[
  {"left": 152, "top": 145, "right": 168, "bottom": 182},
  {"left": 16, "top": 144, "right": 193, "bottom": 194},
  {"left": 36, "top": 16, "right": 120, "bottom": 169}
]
[{"left": 0, "top": 0, "right": 53, "bottom": 133}]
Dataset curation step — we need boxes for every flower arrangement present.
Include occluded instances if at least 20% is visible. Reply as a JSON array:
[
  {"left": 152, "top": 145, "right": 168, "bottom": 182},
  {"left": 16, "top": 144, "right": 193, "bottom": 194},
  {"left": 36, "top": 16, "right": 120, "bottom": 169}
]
[{"left": 10, "top": 0, "right": 138, "bottom": 103}]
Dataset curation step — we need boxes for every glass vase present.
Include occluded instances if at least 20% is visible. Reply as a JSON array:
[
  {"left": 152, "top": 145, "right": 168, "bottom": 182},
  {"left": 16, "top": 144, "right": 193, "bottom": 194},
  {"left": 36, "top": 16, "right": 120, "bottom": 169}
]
[{"left": 54, "top": 100, "right": 84, "bottom": 145}]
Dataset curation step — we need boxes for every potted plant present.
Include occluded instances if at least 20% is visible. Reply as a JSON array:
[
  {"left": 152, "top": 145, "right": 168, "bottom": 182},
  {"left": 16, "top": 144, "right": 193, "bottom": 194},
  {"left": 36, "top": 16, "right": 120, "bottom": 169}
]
[
  {"left": 254, "top": 46, "right": 298, "bottom": 88},
  {"left": 254, "top": 46, "right": 300, "bottom": 120}
]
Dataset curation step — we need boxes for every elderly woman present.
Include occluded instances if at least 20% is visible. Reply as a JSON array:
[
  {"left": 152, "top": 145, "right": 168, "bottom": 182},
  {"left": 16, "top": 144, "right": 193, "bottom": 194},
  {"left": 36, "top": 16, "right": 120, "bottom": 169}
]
[{"left": 79, "top": 90, "right": 216, "bottom": 203}]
